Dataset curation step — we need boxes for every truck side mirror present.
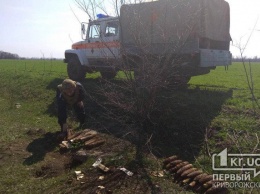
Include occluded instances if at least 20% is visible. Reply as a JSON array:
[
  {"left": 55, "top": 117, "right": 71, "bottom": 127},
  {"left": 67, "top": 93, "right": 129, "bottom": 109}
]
[{"left": 81, "top": 22, "right": 88, "bottom": 40}]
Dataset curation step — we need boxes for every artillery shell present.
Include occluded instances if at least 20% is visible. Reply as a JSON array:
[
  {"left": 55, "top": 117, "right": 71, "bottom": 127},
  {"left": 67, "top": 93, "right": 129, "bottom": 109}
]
[
  {"left": 85, "top": 138, "right": 105, "bottom": 149},
  {"left": 163, "top": 155, "right": 178, "bottom": 165},
  {"left": 203, "top": 180, "right": 213, "bottom": 189},
  {"left": 168, "top": 161, "right": 189, "bottom": 173},
  {"left": 176, "top": 164, "right": 193, "bottom": 175},
  {"left": 198, "top": 175, "right": 213, "bottom": 184},
  {"left": 193, "top": 173, "right": 208, "bottom": 181},
  {"left": 182, "top": 178, "right": 191, "bottom": 184},
  {"left": 187, "top": 170, "right": 203, "bottom": 179},
  {"left": 181, "top": 168, "right": 197, "bottom": 178},
  {"left": 165, "top": 159, "right": 183, "bottom": 169},
  {"left": 189, "top": 181, "right": 196, "bottom": 187}
]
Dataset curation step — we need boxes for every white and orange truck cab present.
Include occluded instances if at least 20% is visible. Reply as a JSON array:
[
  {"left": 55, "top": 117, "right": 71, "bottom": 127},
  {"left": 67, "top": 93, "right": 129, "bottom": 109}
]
[{"left": 64, "top": 0, "right": 232, "bottom": 81}]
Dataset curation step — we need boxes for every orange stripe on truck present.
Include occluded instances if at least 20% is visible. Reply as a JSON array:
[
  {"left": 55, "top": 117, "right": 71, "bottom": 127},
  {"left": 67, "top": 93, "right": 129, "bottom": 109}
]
[{"left": 72, "top": 41, "right": 120, "bottom": 49}]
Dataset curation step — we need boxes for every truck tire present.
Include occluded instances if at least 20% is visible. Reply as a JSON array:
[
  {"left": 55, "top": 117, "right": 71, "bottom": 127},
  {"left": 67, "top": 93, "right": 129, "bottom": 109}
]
[
  {"left": 170, "top": 75, "right": 191, "bottom": 89},
  {"left": 67, "top": 57, "right": 86, "bottom": 81},
  {"left": 100, "top": 71, "right": 117, "bottom": 80}
]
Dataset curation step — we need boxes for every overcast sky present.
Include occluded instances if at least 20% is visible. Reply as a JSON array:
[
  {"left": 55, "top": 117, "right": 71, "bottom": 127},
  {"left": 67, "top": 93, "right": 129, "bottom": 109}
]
[{"left": 0, "top": 0, "right": 259, "bottom": 58}]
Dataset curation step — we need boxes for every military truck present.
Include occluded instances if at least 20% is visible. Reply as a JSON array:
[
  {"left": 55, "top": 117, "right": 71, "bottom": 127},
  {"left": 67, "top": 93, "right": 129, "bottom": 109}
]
[{"left": 64, "top": 0, "right": 232, "bottom": 81}]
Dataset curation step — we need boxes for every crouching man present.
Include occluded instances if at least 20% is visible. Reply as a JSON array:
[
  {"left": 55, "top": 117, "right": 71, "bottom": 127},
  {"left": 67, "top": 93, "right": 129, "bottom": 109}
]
[{"left": 56, "top": 79, "right": 86, "bottom": 138}]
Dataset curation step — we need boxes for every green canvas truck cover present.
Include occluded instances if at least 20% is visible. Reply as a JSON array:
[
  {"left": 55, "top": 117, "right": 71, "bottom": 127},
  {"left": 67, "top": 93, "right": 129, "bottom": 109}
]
[{"left": 120, "top": 0, "right": 231, "bottom": 54}]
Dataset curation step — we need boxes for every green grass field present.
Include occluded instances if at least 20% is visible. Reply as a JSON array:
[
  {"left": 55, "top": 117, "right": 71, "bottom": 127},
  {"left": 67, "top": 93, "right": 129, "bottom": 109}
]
[{"left": 0, "top": 59, "right": 259, "bottom": 193}]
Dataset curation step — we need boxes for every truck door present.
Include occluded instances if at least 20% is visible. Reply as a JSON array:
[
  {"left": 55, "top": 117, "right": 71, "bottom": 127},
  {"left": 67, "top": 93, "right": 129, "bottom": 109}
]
[
  {"left": 101, "top": 20, "right": 120, "bottom": 59},
  {"left": 87, "top": 23, "right": 102, "bottom": 60}
]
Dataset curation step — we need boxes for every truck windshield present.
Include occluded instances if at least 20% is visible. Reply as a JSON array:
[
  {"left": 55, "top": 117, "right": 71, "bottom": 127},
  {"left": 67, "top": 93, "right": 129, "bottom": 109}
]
[{"left": 88, "top": 24, "right": 100, "bottom": 39}]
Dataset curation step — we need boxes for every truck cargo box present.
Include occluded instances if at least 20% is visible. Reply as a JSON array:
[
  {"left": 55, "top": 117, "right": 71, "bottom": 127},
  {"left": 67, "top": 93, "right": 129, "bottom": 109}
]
[{"left": 120, "top": 0, "right": 231, "bottom": 56}]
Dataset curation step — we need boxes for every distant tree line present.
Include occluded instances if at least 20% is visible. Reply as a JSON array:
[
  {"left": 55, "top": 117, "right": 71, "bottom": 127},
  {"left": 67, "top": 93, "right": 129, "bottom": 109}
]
[
  {"left": 232, "top": 56, "right": 260, "bottom": 62},
  {"left": 0, "top": 50, "right": 259, "bottom": 62},
  {"left": 0, "top": 51, "right": 19, "bottom": 59}
]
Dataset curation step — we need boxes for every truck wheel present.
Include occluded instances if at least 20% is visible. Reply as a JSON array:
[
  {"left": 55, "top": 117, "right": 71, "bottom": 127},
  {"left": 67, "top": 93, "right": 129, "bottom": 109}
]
[
  {"left": 170, "top": 75, "right": 191, "bottom": 89},
  {"left": 100, "top": 71, "right": 117, "bottom": 80},
  {"left": 67, "top": 57, "right": 86, "bottom": 81}
]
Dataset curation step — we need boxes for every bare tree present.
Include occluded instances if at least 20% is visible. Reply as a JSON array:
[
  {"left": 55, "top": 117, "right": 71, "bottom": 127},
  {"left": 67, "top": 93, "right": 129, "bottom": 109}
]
[
  {"left": 71, "top": 0, "right": 232, "bottom": 162},
  {"left": 233, "top": 18, "right": 260, "bottom": 110}
]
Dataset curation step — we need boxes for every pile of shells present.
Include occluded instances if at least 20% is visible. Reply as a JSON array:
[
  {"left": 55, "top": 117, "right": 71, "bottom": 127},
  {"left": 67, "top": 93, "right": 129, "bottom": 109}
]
[
  {"left": 163, "top": 156, "right": 229, "bottom": 194},
  {"left": 59, "top": 129, "right": 105, "bottom": 150}
]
